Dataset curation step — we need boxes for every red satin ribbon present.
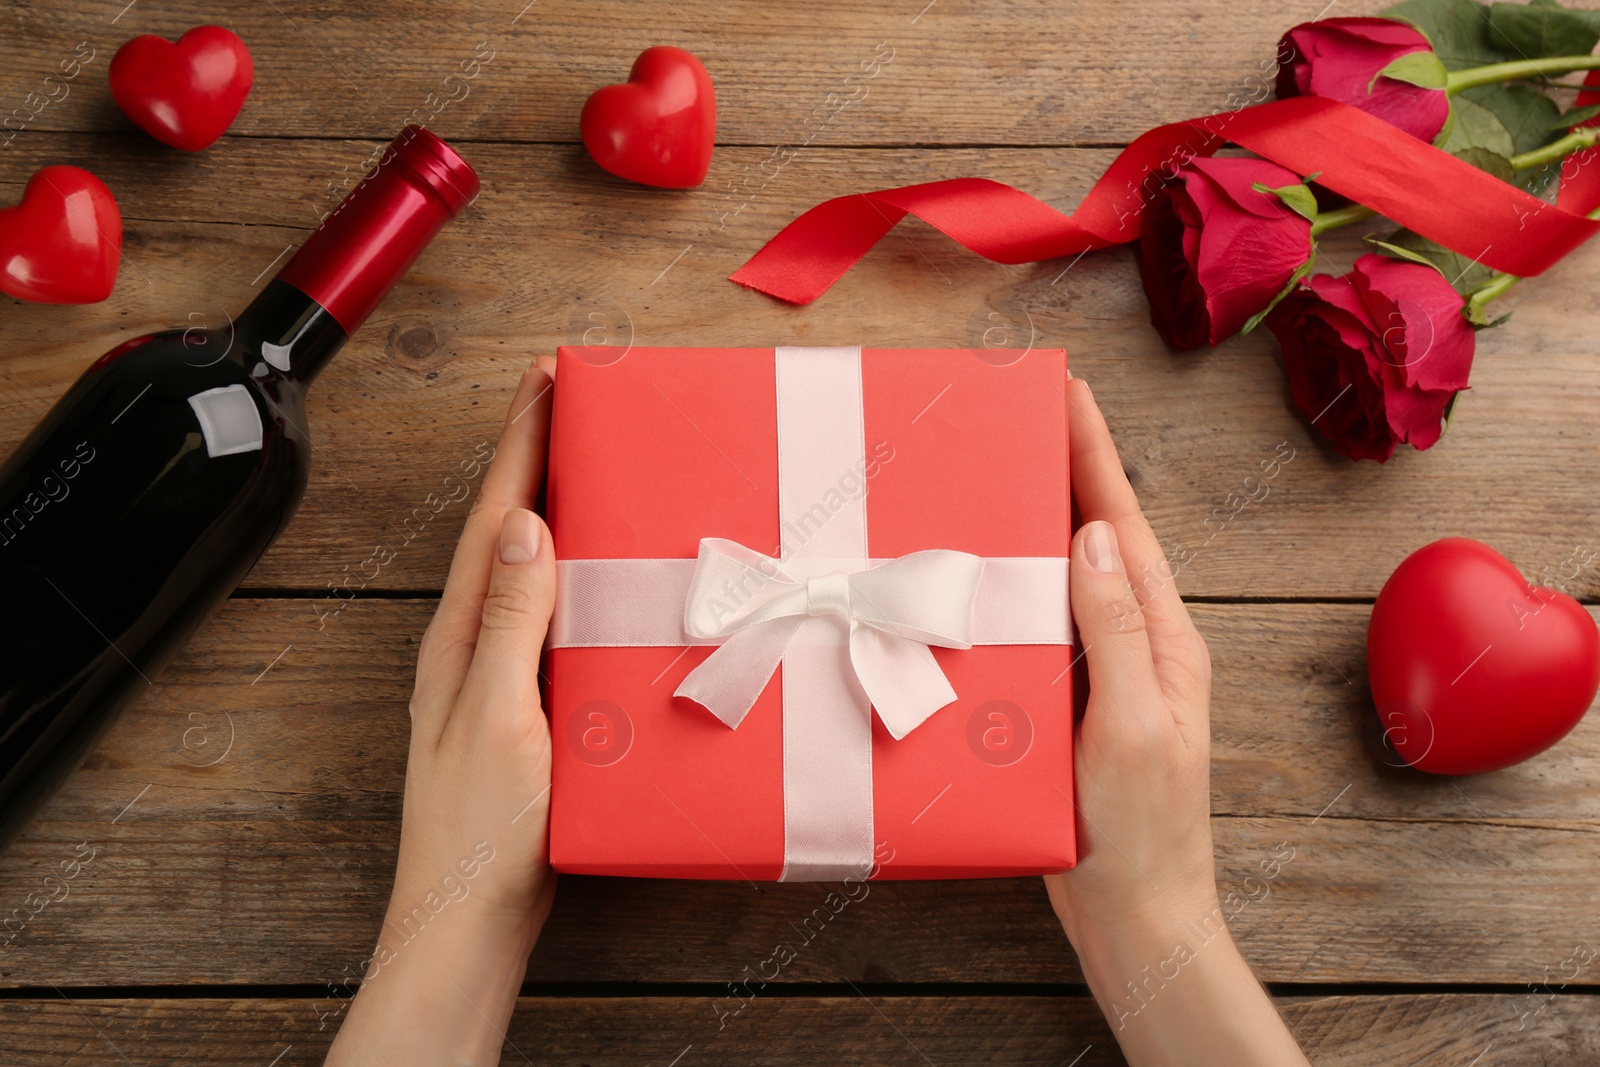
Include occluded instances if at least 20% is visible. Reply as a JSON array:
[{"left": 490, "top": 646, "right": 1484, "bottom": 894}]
[
  {"left": 1566, "top": 70, "right": 1600, "bottom": 211},
  {"left": 731, "top": 94, "right": 1600, "bottom": 306}
]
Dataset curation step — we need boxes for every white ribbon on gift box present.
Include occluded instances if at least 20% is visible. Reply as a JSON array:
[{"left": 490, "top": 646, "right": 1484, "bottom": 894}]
[{"left": 547, "top": 346, "right": 1071, "bottom": 881}]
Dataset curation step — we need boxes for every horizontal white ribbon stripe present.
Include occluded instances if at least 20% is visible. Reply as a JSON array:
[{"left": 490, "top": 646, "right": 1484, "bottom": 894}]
[{"left": 551, "top": 555, "right": 1070, "bottom": 650}]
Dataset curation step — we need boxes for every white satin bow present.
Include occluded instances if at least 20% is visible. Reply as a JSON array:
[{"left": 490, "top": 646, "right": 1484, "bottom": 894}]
[{"left": 672, "top": 537, "right": 985, "bottom": 741}]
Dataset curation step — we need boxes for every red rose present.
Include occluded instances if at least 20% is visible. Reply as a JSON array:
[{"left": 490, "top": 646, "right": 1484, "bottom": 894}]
[
  {"left": 1137, "top": 156, "right": 1313, "bottom": 351},
  {"left": 1265, "top": 253, "right": 1475, "bottom": 463},
  {"left": 1276, "top": 17, "right": 1449, "bottom": 143}
]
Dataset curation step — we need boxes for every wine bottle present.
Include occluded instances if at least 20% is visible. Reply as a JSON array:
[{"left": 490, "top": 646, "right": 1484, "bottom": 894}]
[{"left": 0, "top": 125, "right": 479, "bottom": 851}]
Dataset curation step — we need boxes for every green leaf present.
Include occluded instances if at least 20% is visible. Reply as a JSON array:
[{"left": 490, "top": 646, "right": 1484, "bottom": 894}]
[
  {"left": 1460, "top": 83, "right": 1563, "bottom": 156},
  {"left": 1439, "top": 94, "right": 1517, "bottom": 157},
  {"left": 1251, "top": 180, "right": 1320, "bottom": 223},
  {"left": 1545, "top": 102, "right": 1600, "bottom": 130},
  {"left": 1461, "top": 288, "right": 1515, "bottom": 327},
  {"left": 1241, "top": 253, "right": 1316, "bottom": 336},
  {"left": 1441, "top": 390, "right": 1462, "bottom": 434},
  {"left": 1433, "top": 101, "right": 1457, "bottom": 146},
  {"left": 1452, "top": 145, "right": 1517, "bottom": 181},
  {"left": 1514, "top": 160, "right": 1561, "bottom": 195},
  {"left": 1370, "top": 230, "right": 1497, "bottom": 294},
  {"left": 1373, "top": 50, "right": 1450, "bottom": 90},
  {"left": 1383, "top": 0, "right": 1519, "bottom": 69},
  {"left": 1488, "top": 0, "right": 1600, "bottom": 58},
  {"left": 1463, "top": 291, "right": 1493, "bottom": 325},
  {"left": 1367, "top": 236, "right": 1449, "bottom": 270}
]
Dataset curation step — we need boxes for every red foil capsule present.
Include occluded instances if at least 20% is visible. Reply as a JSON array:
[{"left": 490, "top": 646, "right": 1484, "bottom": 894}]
[{"left": 277, "top": 125, "right": 480, "bottom": 335}]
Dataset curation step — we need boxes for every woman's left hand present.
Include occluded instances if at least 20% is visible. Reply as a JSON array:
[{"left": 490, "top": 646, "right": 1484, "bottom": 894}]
[{"left": 327, "top": 355, "right": 558, "bottom": 1067}]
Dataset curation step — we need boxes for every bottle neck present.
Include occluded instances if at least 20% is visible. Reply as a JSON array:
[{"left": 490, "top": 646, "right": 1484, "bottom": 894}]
[
  {"left": 274, "top": 126, "right": 479, "bottom": 339},
  {"left": 239, "top": 126, "right": 476, "bottom": 390},
  {"left": 238, "top": 279, "right": 349, "bottom": 387}
]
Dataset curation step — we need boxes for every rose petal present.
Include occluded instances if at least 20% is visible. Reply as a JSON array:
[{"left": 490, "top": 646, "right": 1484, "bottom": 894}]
[
  {"left": 1187, "top": 156, "right": 1308, "bottom": 221},
  {"left": 1277, "top": 17, "right": 1448, "bottom": 142},
  {"left": 1138, "top": 186, "right": 1212, "bottom": 350},
  {"left": 1351, "top": 254, "right": 1475, "bottom": 392},
  {"left": 1306, "top": 270, "right": 1380, "bottom": 333}
]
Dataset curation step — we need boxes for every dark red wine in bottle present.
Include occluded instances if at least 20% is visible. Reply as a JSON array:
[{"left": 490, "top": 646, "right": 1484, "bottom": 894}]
[{"left": 0, "top": 126, "right": 478, "bottom": 851}]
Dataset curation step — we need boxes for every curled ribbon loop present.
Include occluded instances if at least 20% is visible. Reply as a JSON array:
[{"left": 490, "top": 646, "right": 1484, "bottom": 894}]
[
  {"left": 674, "top": 537, "right": 985, "bottom": 740},
  {"left": 730, "top": 96, "right": 1600, "bottom": 306}
]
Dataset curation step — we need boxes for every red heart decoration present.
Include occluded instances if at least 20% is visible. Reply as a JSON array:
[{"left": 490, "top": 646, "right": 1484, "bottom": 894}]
[
  {"left": 1368, "top": 538, "right": 1600, "bottom": 774},
  {"left": 109, "top": 25, "right": 254, "bottom": 151},
  {"left": 580, "top": 46, "right": 716, "bottom": 189},
  {"left": 0, "top": 166, "right": 122, "bottom": 305}
]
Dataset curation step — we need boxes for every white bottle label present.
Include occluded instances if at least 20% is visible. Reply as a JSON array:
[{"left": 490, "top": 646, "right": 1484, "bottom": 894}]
[{"left": 186, "top": 385, "right": 264, "bottom": 458}]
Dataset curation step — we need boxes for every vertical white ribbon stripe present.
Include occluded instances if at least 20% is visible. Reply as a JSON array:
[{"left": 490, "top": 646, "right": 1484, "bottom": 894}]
[{"left": 774, "top": 345, "right": 876, "bottom": 882}]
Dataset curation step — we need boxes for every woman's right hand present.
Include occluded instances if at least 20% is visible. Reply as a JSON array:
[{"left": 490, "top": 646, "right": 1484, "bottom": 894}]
[
  {"left": 1045, "top": 375, "right": 1218, "bottom": 944},
  {"left": 1045, "top": 377, "right": 1309, "bottom": 1067}
]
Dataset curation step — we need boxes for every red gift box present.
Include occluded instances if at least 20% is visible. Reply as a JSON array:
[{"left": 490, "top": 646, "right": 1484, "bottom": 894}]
[{"left": 547, "top": 345, "right": 1075, "bottom": 880}]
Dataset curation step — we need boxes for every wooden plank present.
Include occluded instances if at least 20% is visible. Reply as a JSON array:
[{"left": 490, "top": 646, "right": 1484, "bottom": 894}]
[
  {"left": 1, "top": 994, "right": 1596, "bottom": 1065},
  {"left": 5, "top": 0, "right": 1591, "bottom": 1049},
  {"left": 3, "top": 136, "right": 1598, "bottom": 599},
  {"left": 1203, "top": 604, "right": 1600, "bottom": 822},
  {"left": 0, "top": 599, "right": 1596, "bottom": 987},
  {"left": 0, "top": 0, "right": 1412, "bottom": 147}
]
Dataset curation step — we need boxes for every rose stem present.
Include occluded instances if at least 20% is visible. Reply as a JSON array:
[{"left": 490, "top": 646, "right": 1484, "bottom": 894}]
[
  {"left": 1511, "top": 125, "right": 1600, "bottom": 170},
  {"left": 1307, "top": 127, "right": 1600, "bottom": 237},
  {"left": 1446, "top": 55, "right": 1600, "bottom": 95},
  {"left": 1470, "top": 270, "right": 1522, "bottom": 305},
  {"left": 1309, "top": 203, "right": 1377, "bottom": 237}
]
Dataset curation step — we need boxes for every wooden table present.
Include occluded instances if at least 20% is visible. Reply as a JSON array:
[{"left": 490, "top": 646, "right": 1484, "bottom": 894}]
[{"left": 5, "top": 0, "right": 1600, "bottom": 1062}]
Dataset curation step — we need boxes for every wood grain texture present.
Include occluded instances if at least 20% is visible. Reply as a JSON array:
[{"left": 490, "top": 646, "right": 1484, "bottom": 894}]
[
  {"left": 6, "top": 0, "right": 1600, "bottom": 1050},
  {"left": 2, "top": 135, "right": 1598, "bottom": 599},
  {"left": 1, "top": 994, "right": 1596, "bottom": 1065},
  {"left": 0, "top": 0, "right": 1408, "bottom": 146},
  {"left": 0, "top": 599, "right": 1595, "bottom": 988}
]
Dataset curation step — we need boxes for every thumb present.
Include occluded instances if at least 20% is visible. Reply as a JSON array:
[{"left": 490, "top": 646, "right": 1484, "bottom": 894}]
[
  {"left": 458, "top": 508, "right": 557, "bottom": 716},
  {"left": 1070, "top": 520, "right": 1166, "bottom": 733}
]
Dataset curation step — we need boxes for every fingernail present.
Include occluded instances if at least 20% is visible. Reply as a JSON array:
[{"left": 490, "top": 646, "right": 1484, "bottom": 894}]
[
  {"left": 499, "top": 508, "right": 540, "bottom": 565},
  {"left": 1083, "top": 520, "right": 1123, "bottom": 574},
  {"left": 1066, "top": 366, "right": 1073, "bottom": 380}
]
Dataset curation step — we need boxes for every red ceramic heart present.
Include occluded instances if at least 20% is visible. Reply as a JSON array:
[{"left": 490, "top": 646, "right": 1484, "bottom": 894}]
[
  {"left": 0, "top": 166, "right": 122, "bottom": 304},
  {"left": 109, "top": 25, "right": 254, "bottom": 151},
  {"left": 1368, "top": 538, "right": 1600, "bottom": 774},
  {"left": 580, "top": 46, "right": 715, "bottom": 188}
]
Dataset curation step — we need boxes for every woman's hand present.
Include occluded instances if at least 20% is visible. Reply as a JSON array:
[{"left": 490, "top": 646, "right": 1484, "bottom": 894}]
[
  {"left": 327, "top": 356, "right": 558, "bottom": 1067},
  {"left": 1046, "top": 374, "right": 1217, "bottom": 944},
  {"left": 1046, "top": 377, "right": 1308, "bottom": 1067}
]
